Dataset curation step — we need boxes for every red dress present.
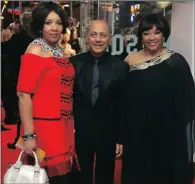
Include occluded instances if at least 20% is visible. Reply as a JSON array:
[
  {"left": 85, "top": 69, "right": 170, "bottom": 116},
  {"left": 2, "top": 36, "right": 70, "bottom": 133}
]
[{"left": 17, "top": 53, "right": 77, "bottom": 177}]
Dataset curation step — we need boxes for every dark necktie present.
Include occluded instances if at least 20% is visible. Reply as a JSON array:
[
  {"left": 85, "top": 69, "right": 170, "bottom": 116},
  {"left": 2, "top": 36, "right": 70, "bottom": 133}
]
[{"left": 92, "top": 59, "right": 99, "bottom": 106}]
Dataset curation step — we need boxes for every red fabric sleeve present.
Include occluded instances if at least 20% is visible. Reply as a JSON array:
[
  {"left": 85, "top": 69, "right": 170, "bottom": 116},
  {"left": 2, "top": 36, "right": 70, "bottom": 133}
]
[{"left": 17, "top": 53, "right": 45, "bottom": 93}]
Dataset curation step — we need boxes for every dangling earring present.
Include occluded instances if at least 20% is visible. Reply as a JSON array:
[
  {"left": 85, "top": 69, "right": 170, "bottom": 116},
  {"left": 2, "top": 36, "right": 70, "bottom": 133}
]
[
  {"left": 142, "top": 40, "right": 145, "bottom": 49},
  {"left": 162, "top": 37, "right": 165, "bottom": 47},
  {"left": 39, "top": 30, "right": 42, "bottom": 36}
]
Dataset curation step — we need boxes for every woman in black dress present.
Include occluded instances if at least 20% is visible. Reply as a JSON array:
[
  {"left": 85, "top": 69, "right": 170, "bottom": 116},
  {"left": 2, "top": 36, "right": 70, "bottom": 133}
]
[{"left": 121, "top": 13, "right": 195, "bottom": 184}]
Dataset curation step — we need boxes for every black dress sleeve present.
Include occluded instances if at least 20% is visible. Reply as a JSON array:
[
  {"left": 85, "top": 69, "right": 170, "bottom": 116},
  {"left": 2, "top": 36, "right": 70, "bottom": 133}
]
[
  {"left": 166, "top": 52, "right": 195, "bottom": 166},
  {"left": 167, "top": 53, "right": 195, "bottom": 121}
]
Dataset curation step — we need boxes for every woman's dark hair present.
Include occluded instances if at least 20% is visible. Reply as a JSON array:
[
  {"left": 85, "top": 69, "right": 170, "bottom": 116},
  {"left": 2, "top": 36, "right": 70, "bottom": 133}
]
[
  {"left": 29, "top": 1, "right": 68, "bottom": 38},
  {"left": 137, "top": 13, "right": 170, "bottom": 50}
]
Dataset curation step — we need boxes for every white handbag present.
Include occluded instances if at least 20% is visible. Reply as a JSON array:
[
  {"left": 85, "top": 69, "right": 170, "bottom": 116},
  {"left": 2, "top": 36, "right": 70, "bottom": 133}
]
[{"left": 4, "top": 150, "right": 49, "bottom": 184}]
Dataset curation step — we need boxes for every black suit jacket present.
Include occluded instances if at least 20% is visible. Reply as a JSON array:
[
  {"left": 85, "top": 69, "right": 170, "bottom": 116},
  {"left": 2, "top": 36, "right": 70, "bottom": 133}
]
[
  {"left": 2, "top": 29, "right": 33, "bottom": 85},
  {"left": 70, "top": 51, "right": 129, "bottom": 147}
]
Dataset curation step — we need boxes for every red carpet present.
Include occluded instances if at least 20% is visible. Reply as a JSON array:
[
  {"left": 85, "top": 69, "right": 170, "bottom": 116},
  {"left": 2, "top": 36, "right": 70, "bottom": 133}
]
[
  {"left": 1, "top": 107, "right": 195, "bottom": 184},
  {"left": 1, "top": 107, "right": 122, "bottom": 184}
]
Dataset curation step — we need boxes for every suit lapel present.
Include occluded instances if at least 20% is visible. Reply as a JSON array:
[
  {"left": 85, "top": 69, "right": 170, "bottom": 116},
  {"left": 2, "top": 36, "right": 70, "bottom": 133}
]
[
  {"left": 83, "top": 61, "right": 93, "bottom": 103},
  {"left": 96, "top": 58, "right": 117, "bottom": 105},
  {"left": 76, "top": 54, "right": 93, "bottom": 104},
  {"left": 75, "top": 59, "right": 85, "bottom": 93}
]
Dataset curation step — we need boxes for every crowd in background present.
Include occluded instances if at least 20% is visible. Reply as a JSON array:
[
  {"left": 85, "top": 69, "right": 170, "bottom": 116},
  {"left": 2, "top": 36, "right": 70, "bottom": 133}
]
[{"left": 1, "top": 2, "right": 194, "bottom": 184}]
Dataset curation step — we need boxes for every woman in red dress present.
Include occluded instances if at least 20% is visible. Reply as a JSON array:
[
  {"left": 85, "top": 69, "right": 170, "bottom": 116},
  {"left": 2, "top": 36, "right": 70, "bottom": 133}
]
[{"left": 17, "top": 2, "right": 79, "bottom": 183}]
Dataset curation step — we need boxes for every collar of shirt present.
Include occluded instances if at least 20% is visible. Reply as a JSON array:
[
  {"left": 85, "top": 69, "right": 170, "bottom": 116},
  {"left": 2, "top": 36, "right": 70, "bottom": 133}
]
[{"left": 87, "top": 51, "right": 109, "bottom": 65}]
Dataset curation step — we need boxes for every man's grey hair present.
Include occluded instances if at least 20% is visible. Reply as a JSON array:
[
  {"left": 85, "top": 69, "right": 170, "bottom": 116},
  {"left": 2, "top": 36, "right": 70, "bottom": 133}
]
[{"left": 20, "top": 12, "right": 32, "bottom": 30}]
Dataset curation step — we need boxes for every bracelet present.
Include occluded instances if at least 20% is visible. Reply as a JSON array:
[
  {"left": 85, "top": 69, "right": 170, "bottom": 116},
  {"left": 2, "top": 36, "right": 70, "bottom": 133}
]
[
  {"left": 23, "top": 133, "right": 36, "bottom": 142},
  {"left": 23, "top": 136, "right": 35, "bottom": 142}
]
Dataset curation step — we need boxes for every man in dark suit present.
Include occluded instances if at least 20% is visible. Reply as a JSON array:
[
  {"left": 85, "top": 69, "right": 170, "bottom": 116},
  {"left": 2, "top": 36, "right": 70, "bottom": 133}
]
[
  {"left": 1, "top": 12, "right": 33, "bottom": 148},
  {"left": 70, "top": 20, "right": 129, "bottom": 184}
]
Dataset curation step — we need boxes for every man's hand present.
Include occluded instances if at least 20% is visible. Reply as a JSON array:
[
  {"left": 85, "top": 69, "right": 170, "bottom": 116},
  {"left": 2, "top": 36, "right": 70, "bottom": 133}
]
[{"left": 116, "top": 143, "right": 123, "bottom": 158}]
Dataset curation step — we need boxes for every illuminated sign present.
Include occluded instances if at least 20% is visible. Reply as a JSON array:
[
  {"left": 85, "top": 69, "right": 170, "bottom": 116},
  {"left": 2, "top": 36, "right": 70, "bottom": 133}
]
[{"left": 109, "top": 34, "right": 171, "bottom": 55}]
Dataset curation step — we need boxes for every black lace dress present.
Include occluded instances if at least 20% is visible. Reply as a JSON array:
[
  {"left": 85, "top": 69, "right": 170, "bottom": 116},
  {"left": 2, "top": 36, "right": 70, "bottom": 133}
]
[{"left": 121, "top": 51, "right": 195, "bottom": 184}]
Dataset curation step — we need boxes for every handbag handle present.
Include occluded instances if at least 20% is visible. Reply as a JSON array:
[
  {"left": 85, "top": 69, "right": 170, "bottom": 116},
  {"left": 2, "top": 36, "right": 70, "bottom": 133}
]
[
  {"left": 14, "top": 150, "right": 40, "bottom": 172},
  {"left": 8, "top": 151, "right": 44, "bottom": 183}
]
